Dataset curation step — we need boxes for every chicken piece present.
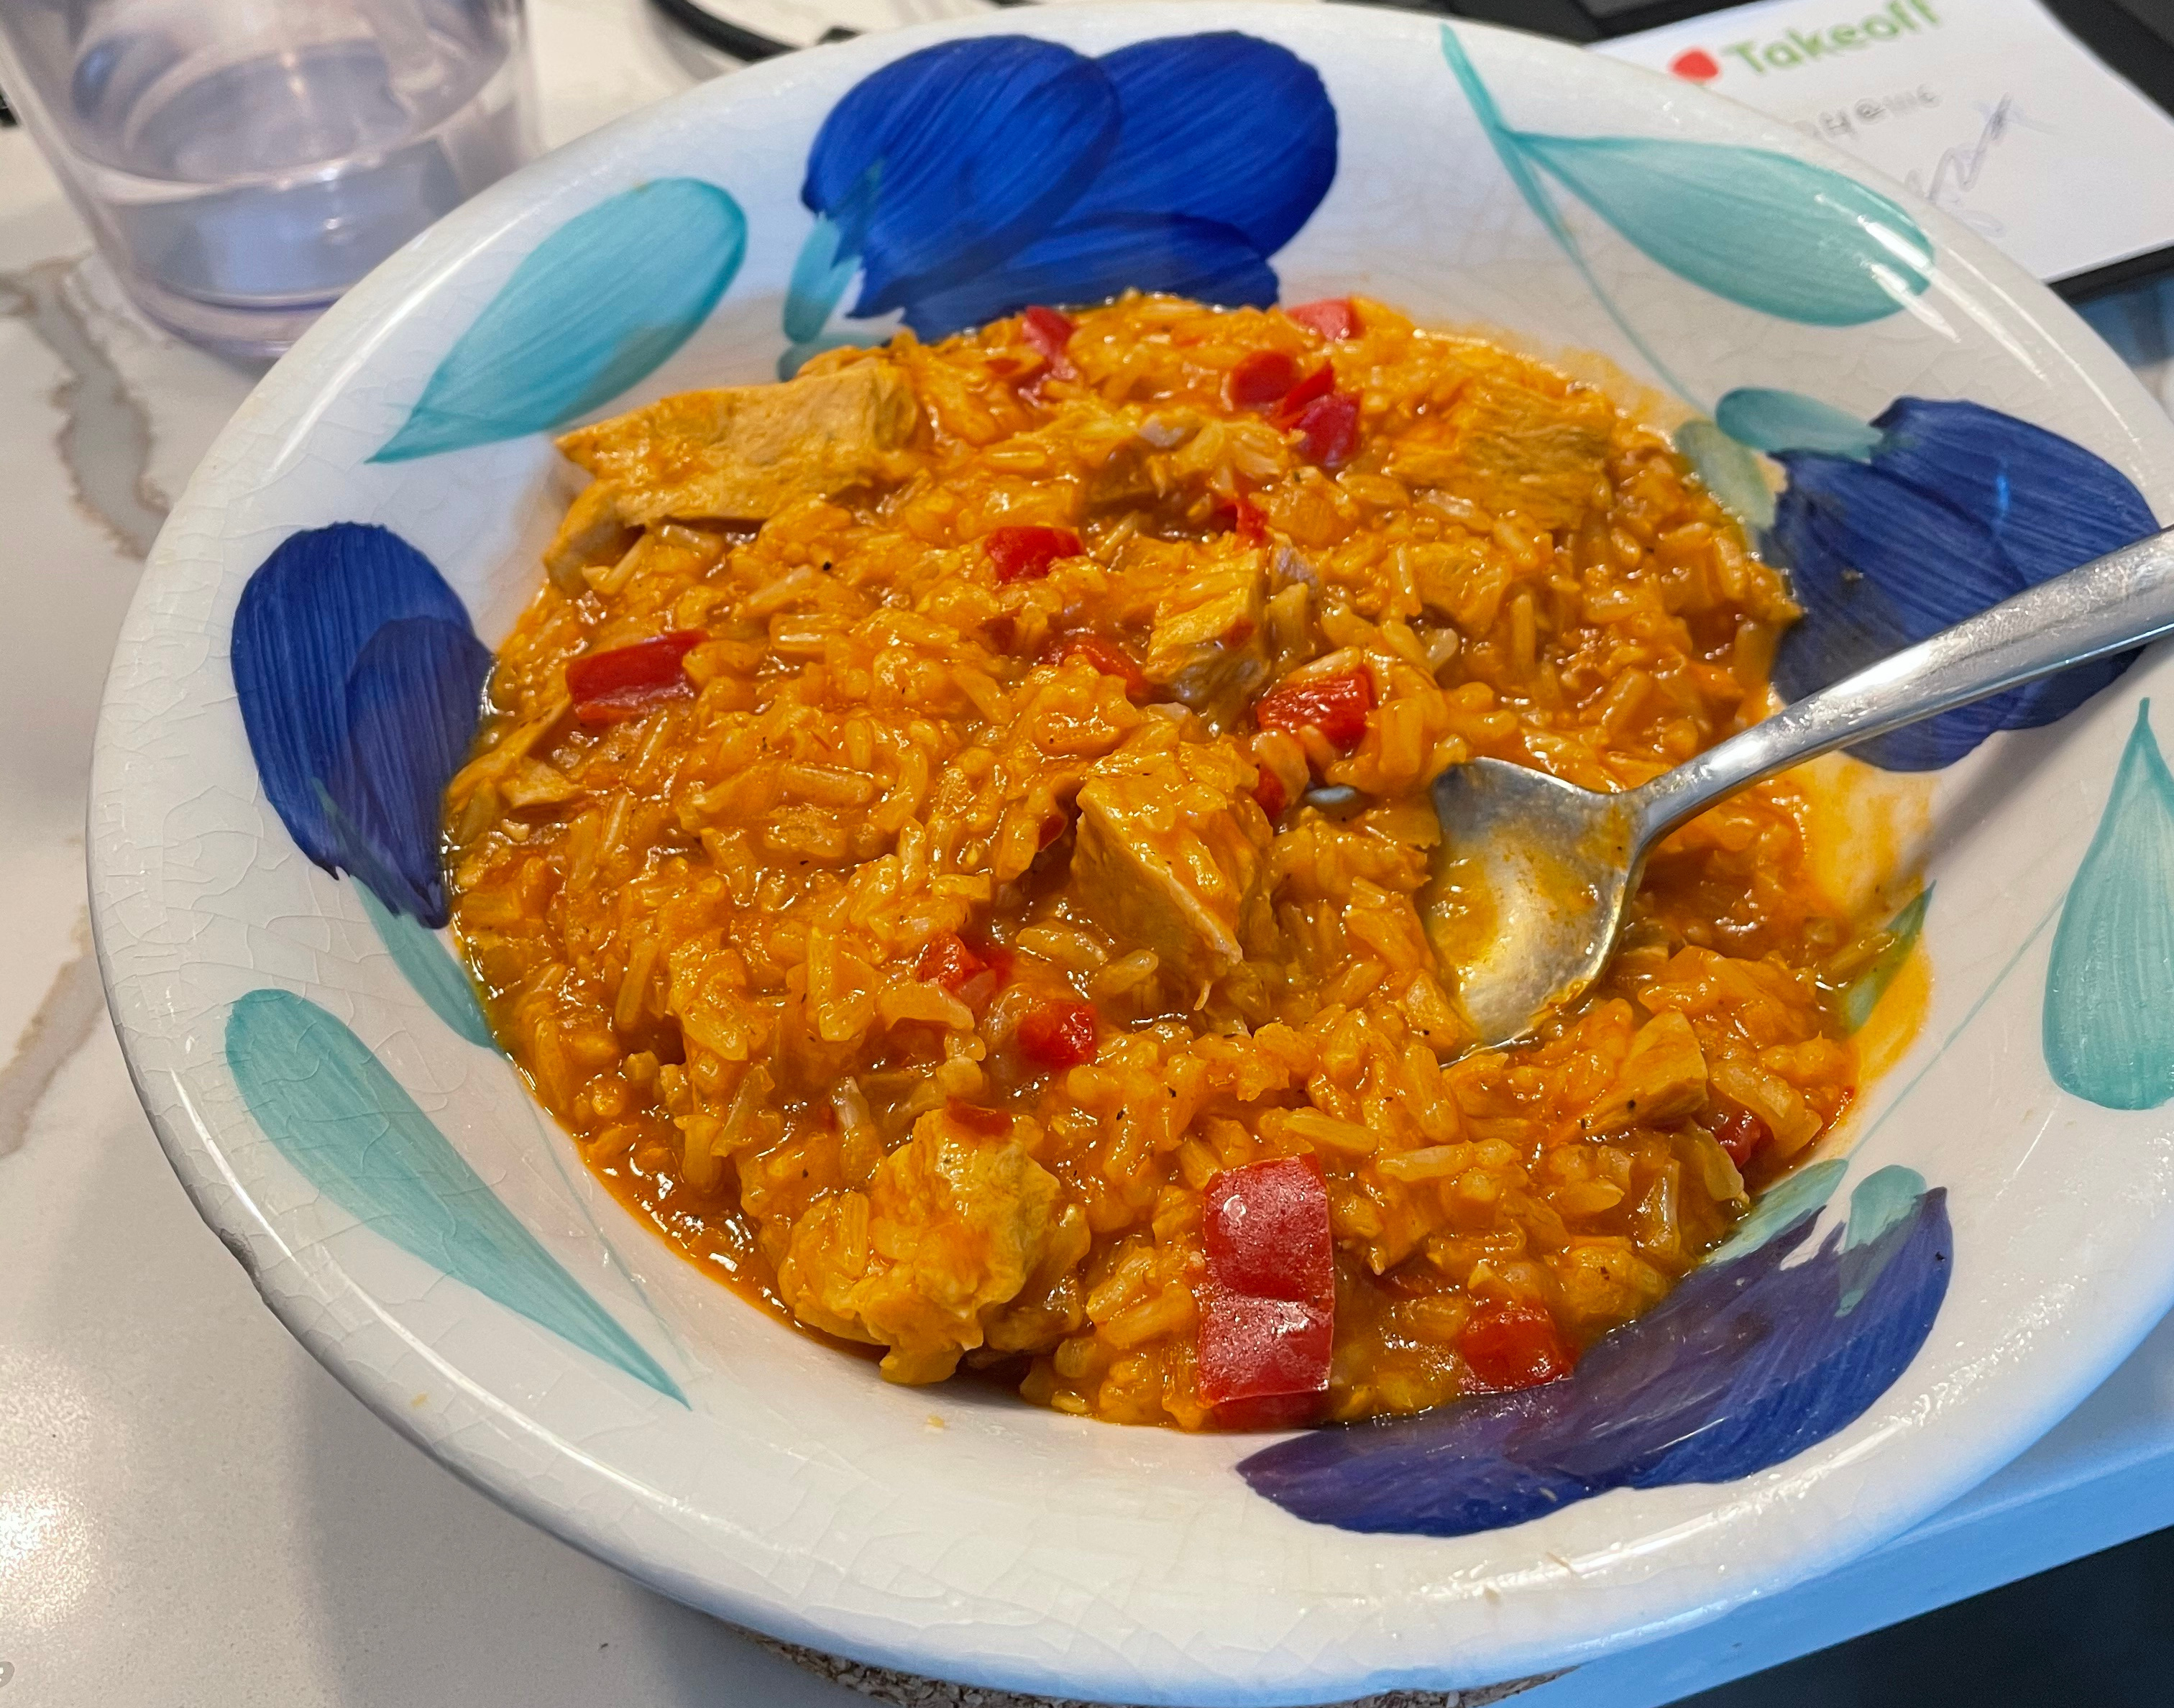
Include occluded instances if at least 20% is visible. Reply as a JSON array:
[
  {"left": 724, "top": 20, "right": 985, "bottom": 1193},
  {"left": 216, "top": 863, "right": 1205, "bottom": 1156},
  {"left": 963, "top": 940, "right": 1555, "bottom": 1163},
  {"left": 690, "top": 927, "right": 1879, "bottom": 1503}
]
[
  {"left": 1587, "top": 1010, "right": 1708, "bottom": 1133},
  {"left": 1388, "top": 377, "right": 1615, "bottom": 532},
  {"left": 555, "top": 360, "right": 919, "bottom": 526},
  {"left": 1068, "top": 739, "right": 1273, "bottom": 1004},
  {"left": 540, "top": 477, "right": 636, "bottom": 593},
  {"left": 774, "top": 1105, "right": 1062, "bottom": 1384},
  {"left": 1140, "top": 554, "right": 1269, "bottom": 712}
]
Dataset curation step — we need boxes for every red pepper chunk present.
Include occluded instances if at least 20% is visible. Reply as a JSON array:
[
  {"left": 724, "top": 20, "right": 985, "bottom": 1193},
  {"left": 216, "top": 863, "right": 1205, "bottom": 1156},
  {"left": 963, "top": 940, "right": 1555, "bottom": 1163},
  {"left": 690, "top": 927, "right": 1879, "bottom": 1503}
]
[
  {"left": 1712, "top": 1104, "right": 1771, "bottom": 1168},
  {"left": 1286, "top": 297, "right": 1362, "bottom": 341},
  {"left": 1252, "top": 768, "right": 1287, "bottom": 821},
  {"left": 984, "top": 525, "right": 1083, "bottom": 584},
  {"left": 1205, "top": 1157, "right": 1332, "bottom": 1305},
  {"left": 566, "top": 630, "right": 705, "bottom": 725},
  {"left": 1227, "top": 348, "right": 1300, "bottom": 408},
  {"left": 917, "top": 930, "right": 988, "bottom": 993},
  {"left": 1232, "top": 490, "right": 1268, "bottom": 547},
  {"left": 1292, "top": 391, "right": 1360, "bottom": 469},
  {"left": 1198, "top": 1295, "right": 1332, "bottom": 1426},
  {"left": 1017, "top": 998, "right": 1097, "bottom": 1068},
  {"left": 1020, "top": 305, "right": 1076, "bottom": 379},
  {"left": 1254, "top": 669, "right": 1375, "bottom": 752},
  {"left": 1460, "top": 1299, "right": 1575, "bottom": 1393},
  {"left": 1052, "top": 633, "right": 1147, "bottom": 698},
  {"left": 1198, "top": 1158, "right": 1334, "bottom": 1428},
  {"left": 1269, "top": 362, "right": 1335, "bottom": 428}
]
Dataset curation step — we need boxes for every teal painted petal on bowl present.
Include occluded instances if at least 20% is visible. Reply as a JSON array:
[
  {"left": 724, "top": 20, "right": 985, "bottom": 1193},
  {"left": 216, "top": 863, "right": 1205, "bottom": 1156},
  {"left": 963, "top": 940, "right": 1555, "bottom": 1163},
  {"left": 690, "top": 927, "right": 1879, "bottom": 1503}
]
[
  {"left": 226, "top": 988, "right": 687, "bottom": 1403},
  {"left": 1838, "top": 1165, "right": 1929, "bottom": 1316},
  {"left": 1676, "top": 419, "right": 1775, "bottom": 529},
  {"left": 1439, "top": 27, "right": 1573, "bottom": 255},
  {"left": 1439, "top": 28, "right": 1699, "bottom": 406},
  {"left": 785, "top": 162, "right": 882, "bottom": 347},
  {"left": 356, "top": 883, "right": 496, "bottom": 1049},
  {"left": 1513, "top": 133, "right": 1932, "bottom": 326},
  {"left": 372, "top": 180, "right": 748, "bottom": 462},
  {"left": 1705, "top": 1156, "right": 1848, "bottom": 1268},
  {"left": 1841, "top": 889, "right": 1932, "bottom": 1033},
  {"left": 786, "top": 214, "right": 862, "bottom": 344},
  {"left": 2044, "top": 700, "right": 2174, "bottom": 1110},
  {"left": 1716, "top": 388, "right": 1882, "bottom": 460}
]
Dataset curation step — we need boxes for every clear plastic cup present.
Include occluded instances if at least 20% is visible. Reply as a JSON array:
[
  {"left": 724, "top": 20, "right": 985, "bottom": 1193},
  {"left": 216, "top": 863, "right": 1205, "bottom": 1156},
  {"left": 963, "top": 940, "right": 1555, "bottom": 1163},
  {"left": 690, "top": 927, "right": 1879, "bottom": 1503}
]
[{"left": 0, "top": 0, "right": 539, "bottom": 358}]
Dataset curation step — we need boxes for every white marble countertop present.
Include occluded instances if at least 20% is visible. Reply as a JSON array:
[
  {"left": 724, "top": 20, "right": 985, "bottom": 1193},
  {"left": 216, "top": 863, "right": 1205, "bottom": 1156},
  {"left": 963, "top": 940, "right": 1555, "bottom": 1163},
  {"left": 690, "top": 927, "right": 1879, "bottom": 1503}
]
[{"left": 6, "top": 5, "right": 2174, "bottom": 1704}]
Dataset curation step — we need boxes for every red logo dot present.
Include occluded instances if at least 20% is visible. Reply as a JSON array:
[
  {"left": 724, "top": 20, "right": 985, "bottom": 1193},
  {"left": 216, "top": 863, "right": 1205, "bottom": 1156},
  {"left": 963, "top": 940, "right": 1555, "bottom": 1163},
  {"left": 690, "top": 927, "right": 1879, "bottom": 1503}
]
[{"left": 1670, "top": 48, "right": 1721, "bottom": 81}]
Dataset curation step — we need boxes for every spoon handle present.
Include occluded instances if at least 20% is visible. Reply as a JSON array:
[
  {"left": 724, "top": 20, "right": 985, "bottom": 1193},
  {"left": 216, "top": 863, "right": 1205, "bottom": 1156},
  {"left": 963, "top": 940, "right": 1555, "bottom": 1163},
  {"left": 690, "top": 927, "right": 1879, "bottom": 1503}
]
[{"left": 1630, "top": 523, "right": 2174, "bottom": 842}]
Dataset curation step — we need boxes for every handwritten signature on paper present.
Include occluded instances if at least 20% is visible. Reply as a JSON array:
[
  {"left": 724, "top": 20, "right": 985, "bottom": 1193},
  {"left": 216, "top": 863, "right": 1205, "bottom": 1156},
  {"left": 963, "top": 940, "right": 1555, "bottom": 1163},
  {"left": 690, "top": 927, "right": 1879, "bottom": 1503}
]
[{"left": 1904, "top": 96, "right": 2054, "bottom": 237}]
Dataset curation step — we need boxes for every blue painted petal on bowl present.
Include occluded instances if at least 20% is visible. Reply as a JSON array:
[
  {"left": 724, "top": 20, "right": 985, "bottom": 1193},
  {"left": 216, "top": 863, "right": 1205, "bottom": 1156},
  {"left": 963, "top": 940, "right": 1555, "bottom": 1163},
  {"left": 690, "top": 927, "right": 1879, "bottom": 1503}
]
[
  {"left": 1769, "top": 399, "right": 2152, "bottom": 769},
  {"left": 1770, "top": 452, "right": 2031, "bottom": 771},
  {"left": 2044, "top": 701, "right": 2174, "bottom": 1110},
  {"left": 325, "top": 615, "right": 492, "bottom": 925},
  {"left": 896, "top": 212, "right": 1278, "bottom": 341},
  {"left": 1869, "top": 398, "right": 2160, "bottom": 582},
  {"left": 804, "top": 38, "right": 1119, "bottom": 318},
  {"left": 1238, "top": 1175, "right": 1950, "bottom": 1535},
  {"left": 1059, "top": 34, "right": 1336, "bottom": 257},
  {"left": 1513, "top": 133, "right": 1931, "bottom": 327},
  {"left": 372, "top": 180, "right": 747, "bottom": 462},
  {"left": 233, "top": 523, "right": 478, "bottom": 904},
  {"left": 226, "top": 988, "right": 685, "bottom": 1403}
]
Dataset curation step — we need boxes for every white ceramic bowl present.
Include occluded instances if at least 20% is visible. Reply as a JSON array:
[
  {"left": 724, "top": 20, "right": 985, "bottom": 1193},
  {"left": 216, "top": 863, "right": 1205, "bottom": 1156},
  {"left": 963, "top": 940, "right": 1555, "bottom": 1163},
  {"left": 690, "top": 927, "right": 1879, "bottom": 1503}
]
[{"left": 89, "top": 6, "right": 2174, "bottom": 1702}]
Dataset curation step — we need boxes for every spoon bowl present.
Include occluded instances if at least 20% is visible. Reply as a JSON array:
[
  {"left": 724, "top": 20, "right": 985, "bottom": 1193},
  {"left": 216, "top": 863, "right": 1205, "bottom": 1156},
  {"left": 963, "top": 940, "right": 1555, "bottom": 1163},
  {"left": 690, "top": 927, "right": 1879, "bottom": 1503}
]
[
  {"left": 1428, "top": 524, "right": 2174, "bottom": 1047},
  {"left": 1426, "top": 760, "right": 1642, "bottom": 1048}
]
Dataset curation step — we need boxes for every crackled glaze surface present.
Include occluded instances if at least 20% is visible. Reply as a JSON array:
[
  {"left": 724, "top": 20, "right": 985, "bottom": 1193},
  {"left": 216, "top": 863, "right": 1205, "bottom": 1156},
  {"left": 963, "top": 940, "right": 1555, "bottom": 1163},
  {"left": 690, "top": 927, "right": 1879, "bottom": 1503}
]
[{"left": 83, "top": 6, "right": 2174, "bottom": 1702}]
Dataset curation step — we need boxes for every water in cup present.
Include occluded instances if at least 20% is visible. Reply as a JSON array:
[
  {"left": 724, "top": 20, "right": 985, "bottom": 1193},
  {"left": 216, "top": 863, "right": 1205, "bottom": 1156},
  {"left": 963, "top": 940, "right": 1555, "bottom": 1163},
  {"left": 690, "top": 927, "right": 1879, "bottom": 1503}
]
[{"left": 0, "top": 0, "right": 537, "bottom": 356}]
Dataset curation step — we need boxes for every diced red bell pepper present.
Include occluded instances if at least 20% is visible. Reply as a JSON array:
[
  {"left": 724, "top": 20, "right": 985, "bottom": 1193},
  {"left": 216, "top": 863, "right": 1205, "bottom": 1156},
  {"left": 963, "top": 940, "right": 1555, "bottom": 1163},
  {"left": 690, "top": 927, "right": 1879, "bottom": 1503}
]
[
  {"left": 1712, "top": 1104, "right": 1771, "bottom": 1168},
  {"left": 1253, "top": 669, "right": 1375, "bottom": 752},
  {"left": 984, "top": 525, "right": 1083, "bottom": 584},
  {"left": 1205, "top": 1157, "right": 1332, "bottom": 1304},
  {"left": 1286, "top": 297, "right": 1362, "bottom": 341},
  {"left": 1269, "top": 362, "right": 1335, "bottom": 428},
  {"left": 1227, "top": 348, "right": 1300, "bottom": 408},
  {"left": 1198, "top": 1294, "right": 1333, "bottom": 1423},
  {"left": 1017, "top": 998, "right": 1098, "bottom": 1068},
  {"left": 1252, "top": 767, "right": 1287, "bottom": 820},
  {"left": 1291, "top": 391, "right": 1360, "bottom": 469},
  {"left": 566, "top": 630, "right": 705, "bottom": 725},
  {"left": 1051, "top": 633, "right": 1147, "bottom": 698},
  {"left": 1460, "top": 1299, "right": 1575, "bottom": 1393},
  {"left": 917, "top": 930, "right": 989, "bottom": 993},
  {"left": 1232, "top": 490, "right": 1268, "bottom": 546},
  {"left": 1198, "top": 1157, "right": 1334, "bottom": 1428},
  {"left": 1020, "top": 305, "right": 1077, "bottom": 380}
]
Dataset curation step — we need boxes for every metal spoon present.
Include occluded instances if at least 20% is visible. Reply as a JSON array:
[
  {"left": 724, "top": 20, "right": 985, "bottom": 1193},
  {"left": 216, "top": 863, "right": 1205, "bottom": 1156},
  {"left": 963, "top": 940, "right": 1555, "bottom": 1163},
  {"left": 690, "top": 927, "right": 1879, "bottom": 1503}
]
[{"left": 1428, "top": 525, "right": 2174, "bottom": 1047}]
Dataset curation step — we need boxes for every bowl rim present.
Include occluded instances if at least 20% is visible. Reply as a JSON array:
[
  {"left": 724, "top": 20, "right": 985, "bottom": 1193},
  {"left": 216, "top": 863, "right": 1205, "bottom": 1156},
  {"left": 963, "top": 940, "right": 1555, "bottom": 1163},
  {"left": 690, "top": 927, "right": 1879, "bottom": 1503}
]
[{"left": 86, "top": 6, "right": 2174, "bottom": 1702}]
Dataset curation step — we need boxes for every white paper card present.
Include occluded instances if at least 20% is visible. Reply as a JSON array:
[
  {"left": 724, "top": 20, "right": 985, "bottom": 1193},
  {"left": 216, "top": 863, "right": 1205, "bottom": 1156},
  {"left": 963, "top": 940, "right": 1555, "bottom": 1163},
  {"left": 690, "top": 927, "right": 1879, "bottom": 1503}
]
[{"left": 1600, "top": 0, "right": 2174, "bottom": 285}]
